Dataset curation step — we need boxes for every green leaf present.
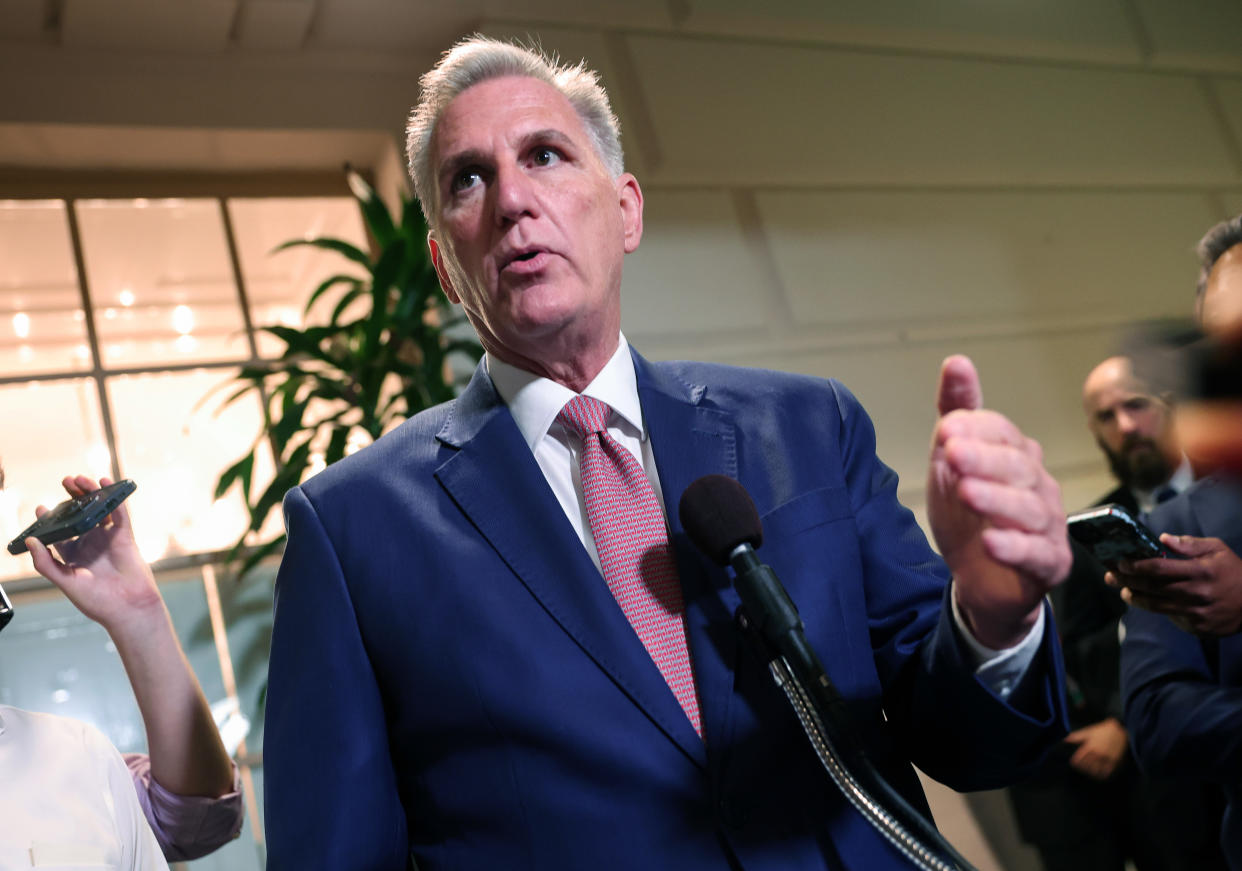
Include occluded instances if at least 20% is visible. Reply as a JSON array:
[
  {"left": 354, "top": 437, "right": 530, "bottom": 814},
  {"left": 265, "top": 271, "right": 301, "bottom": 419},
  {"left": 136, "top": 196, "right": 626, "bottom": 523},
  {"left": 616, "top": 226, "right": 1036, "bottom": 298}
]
[
  {"left": 270, "top": 392, "right": 311, "bottom": 450},
  {"left": 348, "top": 170, "right": 397, "bottom": 247},
  {"left": 250, "top": 442, "right": 312, "bottom": 533},
  {"left": 328, "top": 286, "right": 368, "bottom": 327},
  {"left": 272, "top": 237, "right": 371, "bottom": 269},
  {"left": 324, "top": 426, "right": 351, "bottom": 466},
  {"left": 304, "top": 274, "right": 364, "bottom": 316},
  {"left": 215, "top": 453, "right": 255, "bottom": 500}
]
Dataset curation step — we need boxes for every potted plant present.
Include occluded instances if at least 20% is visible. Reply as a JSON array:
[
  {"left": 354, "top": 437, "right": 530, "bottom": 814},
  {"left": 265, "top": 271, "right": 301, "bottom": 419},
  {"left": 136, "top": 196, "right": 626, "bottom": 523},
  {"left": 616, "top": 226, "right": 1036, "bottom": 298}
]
[{"left": 212, "top": 168, "right": 482, "bottom": 578}]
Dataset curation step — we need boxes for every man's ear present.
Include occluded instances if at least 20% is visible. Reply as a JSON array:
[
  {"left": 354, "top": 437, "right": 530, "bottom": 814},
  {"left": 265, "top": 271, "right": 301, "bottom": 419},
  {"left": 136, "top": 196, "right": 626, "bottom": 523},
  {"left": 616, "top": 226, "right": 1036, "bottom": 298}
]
[
  {"left": 428, "top": 234, "right": 460, "bottom": 304},
  {"left": 617, "top": 173, "right": 643, "bottom": 254}
]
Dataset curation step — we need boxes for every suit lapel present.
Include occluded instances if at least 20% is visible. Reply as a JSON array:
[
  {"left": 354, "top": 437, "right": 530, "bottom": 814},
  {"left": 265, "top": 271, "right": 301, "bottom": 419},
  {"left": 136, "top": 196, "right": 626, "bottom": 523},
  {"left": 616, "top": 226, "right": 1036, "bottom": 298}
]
[
  {"left": 435, "top": 363, "right": 707, "bottom": 766},
  {"left": 634, "top": 352, "right": 744, "bottom": 756}
]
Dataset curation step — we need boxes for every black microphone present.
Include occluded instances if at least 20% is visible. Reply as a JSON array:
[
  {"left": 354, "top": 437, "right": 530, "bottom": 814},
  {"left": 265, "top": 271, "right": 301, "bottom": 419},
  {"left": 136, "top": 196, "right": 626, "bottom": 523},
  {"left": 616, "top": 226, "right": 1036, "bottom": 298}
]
[
  {"left": 678, "top": 474, "right": 805, "bottom": 654},
  {"left": 679, "top": 474, "right": 863, "bottom": 755}
]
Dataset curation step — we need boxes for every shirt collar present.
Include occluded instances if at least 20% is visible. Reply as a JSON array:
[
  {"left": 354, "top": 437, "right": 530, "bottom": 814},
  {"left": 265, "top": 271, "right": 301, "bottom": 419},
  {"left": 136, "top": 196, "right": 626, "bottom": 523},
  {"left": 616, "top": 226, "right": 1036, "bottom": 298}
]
[
  {"left": 1131, "top": 455, "right": 1195, "bottom": 510},
  {"left": 486, "top": 333, "right": 643, "bottom": 451}
]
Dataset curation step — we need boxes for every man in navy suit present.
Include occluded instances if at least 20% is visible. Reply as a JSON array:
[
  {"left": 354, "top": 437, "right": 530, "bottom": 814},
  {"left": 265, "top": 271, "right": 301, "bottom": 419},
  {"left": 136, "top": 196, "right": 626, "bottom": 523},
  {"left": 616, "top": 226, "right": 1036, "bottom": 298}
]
[
  {"left": 264, "top": 36, "right": 1072, "bottom": 870},
  {"left": 1116, "top": 214, "right": 1242, "bottom": 868}
]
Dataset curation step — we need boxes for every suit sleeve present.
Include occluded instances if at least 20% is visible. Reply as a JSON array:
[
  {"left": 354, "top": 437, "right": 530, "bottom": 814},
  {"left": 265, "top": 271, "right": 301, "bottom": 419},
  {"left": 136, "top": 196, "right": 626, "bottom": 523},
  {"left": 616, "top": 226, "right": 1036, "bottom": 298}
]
[
  {"left": 1121, "top": 605, "right": 1242, "bottom": 781},
  {"left": 264, "top": 486, "right": 409, "bottom": 870},
  {"left": 830, "top": 380, "right": 1068, "bottom": 789}
]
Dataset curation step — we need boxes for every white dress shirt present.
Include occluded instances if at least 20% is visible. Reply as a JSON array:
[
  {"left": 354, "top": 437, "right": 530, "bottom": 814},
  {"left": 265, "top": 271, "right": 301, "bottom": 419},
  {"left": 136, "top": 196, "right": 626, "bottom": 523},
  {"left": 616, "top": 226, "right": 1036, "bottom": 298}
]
[
  {"left": 486, "top": 334, "right": 1042, "bottom": 697},
  {"left": 1131, "top": 456, "right": 1195, "bottom": 516},
  {"left": 0, "top": 705, "right": 169, "bottom": 871}
]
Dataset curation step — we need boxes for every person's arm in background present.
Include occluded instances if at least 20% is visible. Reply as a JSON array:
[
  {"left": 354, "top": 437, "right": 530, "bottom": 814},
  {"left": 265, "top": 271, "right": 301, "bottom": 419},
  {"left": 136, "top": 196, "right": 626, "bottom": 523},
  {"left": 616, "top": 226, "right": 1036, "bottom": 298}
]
[
  {"left": 1120, "top": 603, "right": 1242, "bottom": 780},
  {"left": 1108, "top": 533, "right": 1242, "bottom": 637},
  {"left": 25, "top": 475, "right": 243, "bottom": 861}
]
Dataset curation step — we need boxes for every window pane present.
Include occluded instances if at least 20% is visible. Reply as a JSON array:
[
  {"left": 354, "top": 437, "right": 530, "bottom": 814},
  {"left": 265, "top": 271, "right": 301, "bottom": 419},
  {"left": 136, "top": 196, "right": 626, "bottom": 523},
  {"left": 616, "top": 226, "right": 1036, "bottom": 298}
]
[
  {"left": 0, "top": 200, "right": 91, "bottom": 375},
  {"left": 0, "top": 571, "right": 224, "bottom": 750},
  {"left": 107, "top": 369, "right": 277, "bottom": 562},
  {"left": 0, "top": 378, "right": 108, "bottom": 581},
  {"left": 226, "top": 197, "right": 369, "bottom": 358},
  {"left": 76, "top": 199, "right": 249, "bottom": 367},
  {"left": 217, "top": 564, "right": 274, "bottom": 750}
]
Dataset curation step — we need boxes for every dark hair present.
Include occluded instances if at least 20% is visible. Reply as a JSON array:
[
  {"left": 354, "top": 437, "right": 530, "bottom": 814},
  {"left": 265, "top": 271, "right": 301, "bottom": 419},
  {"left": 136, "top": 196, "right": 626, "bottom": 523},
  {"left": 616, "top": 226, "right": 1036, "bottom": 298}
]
[{"left": 1196, "top": 214, "right": 1242, "bottom": 298}]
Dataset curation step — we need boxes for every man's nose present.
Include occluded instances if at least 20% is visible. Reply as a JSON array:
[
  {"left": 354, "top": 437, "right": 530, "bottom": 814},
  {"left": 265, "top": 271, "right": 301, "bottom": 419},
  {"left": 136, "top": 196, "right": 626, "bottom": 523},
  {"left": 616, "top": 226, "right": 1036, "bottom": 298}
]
[
  {"left": 493, "top": 164, "right": 537, "bottom": 224},
  {"left": 1116, "top": 409, "right": 1138, "bottom": 433}
]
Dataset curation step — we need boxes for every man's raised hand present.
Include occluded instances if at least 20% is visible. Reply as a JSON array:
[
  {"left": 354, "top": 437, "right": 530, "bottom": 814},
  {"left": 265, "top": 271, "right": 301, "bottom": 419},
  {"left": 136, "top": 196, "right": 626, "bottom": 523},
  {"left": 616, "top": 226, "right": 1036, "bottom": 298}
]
[{"left": 927, "top": 356, "right": 1071, "bottom": 649}]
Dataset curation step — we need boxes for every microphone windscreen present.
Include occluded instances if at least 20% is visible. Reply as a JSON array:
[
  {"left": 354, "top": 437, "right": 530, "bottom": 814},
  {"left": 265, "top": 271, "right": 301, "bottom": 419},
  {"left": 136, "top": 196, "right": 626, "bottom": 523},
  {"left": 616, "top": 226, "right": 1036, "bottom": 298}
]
[{"left": 678, "top": 474, "right": 764, "bottom": 566}]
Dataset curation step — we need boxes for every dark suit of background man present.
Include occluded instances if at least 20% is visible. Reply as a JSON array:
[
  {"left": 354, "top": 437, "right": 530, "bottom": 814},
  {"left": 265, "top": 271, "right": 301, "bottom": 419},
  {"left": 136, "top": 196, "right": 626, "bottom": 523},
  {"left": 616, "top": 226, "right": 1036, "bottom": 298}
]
[
  {"left": 263, "top": 36, "right": 1073, "bottom": 870},
  {"left": 1118, "top": 213, "right": 1242, "bottom": 869},
  {"left": 1008, "top": 355, "right": 1225, "bottom": 870}
]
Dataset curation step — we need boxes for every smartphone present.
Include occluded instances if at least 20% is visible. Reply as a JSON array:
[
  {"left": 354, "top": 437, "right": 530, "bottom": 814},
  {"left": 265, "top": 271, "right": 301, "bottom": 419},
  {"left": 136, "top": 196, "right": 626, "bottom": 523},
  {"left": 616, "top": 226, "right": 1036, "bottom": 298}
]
[
  {"left": 0, "top": 583, "right": 12, "bottom": 633},
  {"left": 6, "top": 479, "right": 137, "bottom": 555},
  {"left": 1067, "top": 503, "right": 1166, "bottom": 566}
]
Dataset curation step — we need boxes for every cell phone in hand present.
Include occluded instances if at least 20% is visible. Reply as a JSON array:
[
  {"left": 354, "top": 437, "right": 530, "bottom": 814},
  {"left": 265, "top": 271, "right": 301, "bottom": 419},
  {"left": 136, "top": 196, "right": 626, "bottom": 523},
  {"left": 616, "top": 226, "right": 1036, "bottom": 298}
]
[
  {"left": 1067, "top": 503, "right": 1166, "bottom": 567},
  {"left": 6, "top": 479, "right": 137, "bottom": 555}
]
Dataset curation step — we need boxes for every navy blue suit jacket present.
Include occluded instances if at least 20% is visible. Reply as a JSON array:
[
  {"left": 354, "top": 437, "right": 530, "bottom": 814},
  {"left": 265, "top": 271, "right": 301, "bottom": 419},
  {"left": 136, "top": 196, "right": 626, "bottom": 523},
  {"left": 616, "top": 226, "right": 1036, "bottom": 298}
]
[
  {"left": 264, "top": 350, "right": 1067, "bottom": 870},
  {"left": 1121, "top": 475, "right": 1242, "bottom": 867}
]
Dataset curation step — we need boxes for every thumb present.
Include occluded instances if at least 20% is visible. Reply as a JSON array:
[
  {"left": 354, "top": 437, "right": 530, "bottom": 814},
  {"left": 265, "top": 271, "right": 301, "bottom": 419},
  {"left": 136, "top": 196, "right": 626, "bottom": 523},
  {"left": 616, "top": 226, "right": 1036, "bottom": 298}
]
[
  {"left": 1160, "top": 533, "right": 1218, "bottom": 558},
  {"left": 936, "top": 355, "right": 983, "bottom": 417},
  {"left": 26, "top": 537, "right": 69, "bottom": 586}
]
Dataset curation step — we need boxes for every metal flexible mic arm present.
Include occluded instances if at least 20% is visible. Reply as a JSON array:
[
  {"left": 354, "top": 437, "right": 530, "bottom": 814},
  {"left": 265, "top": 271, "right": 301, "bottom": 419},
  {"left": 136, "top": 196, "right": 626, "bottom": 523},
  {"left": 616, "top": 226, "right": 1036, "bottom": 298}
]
[
  {"left": 727, "top": 544, "right": 864, "bottom": 753},
  {"left": 678, "top": 473, "right": 976, "bottom": 870},
  {"left": 727, "top": 542, "right": 977, "bottom": 871}
]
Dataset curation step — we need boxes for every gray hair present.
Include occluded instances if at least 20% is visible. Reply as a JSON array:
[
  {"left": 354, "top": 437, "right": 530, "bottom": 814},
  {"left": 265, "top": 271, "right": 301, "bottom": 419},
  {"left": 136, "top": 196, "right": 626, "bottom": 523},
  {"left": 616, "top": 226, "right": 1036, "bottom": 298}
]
[
  {"left": 1196, "top": 213, "right": 1242, "bottom": 298},
  {"left": 406, "top": 36, "right": 625, "bottom": 225}
]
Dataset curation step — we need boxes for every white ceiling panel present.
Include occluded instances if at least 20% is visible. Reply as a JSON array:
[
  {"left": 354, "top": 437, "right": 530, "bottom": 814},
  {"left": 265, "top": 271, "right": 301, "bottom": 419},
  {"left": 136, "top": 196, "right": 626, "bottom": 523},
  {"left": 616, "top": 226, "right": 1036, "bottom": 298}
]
[
  {"left": 61, "top": 0, "right": 238, "bottom": 52},
  {"left": 235, "top": 0, "right": 314, "bottom": 50},
  {"left": 678, "top": 0, "right": 1143, "bottom": 65}
]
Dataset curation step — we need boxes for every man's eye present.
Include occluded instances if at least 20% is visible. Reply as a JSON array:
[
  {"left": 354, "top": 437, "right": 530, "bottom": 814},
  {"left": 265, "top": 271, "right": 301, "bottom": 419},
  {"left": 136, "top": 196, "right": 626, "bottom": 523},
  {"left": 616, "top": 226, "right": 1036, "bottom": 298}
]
[
  {"left": 1123, "top": 397, "right": 1151, "bottom": 412},
  {"left": 532, "top": 147, "right": 560, "bottom": 167},
  {"left": 451, "top": 169, "right": 482, "bottom": 193}
]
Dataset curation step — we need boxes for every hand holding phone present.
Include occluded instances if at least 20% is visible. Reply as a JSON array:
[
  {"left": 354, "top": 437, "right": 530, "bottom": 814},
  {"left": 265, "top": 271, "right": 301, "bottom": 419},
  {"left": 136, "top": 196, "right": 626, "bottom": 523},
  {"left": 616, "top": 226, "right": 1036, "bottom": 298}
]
[
  {"left": 7, "top": 478, "right": 137, "bottom": 555},
  {"left": 1067, "top": 503, "right": 1165, "bottom": 567},
  {"left": 1110, "top": 532, "right": 1242, "bottom": 636}
]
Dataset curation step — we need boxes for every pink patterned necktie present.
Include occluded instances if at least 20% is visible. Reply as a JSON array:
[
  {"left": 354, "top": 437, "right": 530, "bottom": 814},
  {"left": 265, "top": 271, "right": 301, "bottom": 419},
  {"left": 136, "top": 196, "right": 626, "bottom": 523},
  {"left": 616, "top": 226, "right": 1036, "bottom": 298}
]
[{"left": 557, "top": 394, "right": 702, "bottom": 737}]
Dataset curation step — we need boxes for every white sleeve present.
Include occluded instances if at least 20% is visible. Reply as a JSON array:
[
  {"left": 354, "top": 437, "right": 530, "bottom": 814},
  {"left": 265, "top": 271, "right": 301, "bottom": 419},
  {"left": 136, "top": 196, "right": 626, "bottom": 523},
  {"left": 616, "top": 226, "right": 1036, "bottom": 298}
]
[{"left": 951, "top": 584, "right": 1047, "bottom": 700}]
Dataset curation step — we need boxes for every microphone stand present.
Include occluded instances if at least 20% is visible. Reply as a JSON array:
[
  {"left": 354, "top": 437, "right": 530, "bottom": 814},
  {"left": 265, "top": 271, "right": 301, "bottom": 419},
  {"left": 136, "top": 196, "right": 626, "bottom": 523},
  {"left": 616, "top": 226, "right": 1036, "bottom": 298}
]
[{"left": 729, "top": 544, "right": 977, "bottom": 871}]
